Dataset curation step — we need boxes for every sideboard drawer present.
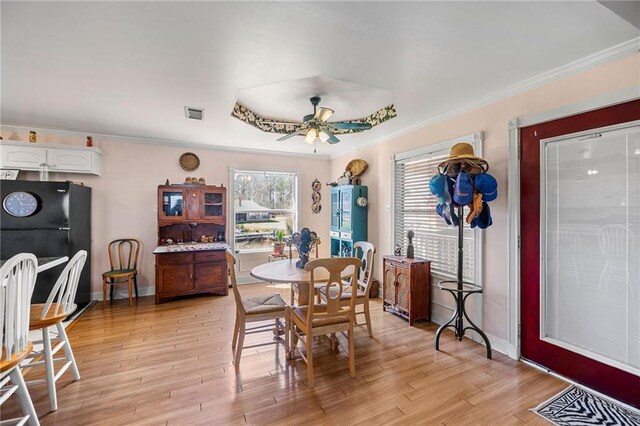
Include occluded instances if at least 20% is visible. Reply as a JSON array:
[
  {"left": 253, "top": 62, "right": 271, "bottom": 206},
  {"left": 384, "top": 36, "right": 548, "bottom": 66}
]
[
  {"left": 194, "top": 251, "right": 225, "bottom": 263},
  {"left": 157, "top": 253, "right": 194, "bottom": 265}
]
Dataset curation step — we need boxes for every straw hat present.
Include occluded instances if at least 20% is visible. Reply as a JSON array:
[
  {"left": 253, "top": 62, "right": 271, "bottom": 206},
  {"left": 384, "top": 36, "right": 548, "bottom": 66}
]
[
  {"left": 438, "top": 143, "right": 488, "bottom": 175},
  {"left": 346, "top": 159, "right": 368, "bottom": 177}
]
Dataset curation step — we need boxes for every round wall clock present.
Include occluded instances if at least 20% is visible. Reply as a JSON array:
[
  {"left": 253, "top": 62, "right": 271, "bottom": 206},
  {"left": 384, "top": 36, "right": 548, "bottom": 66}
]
[
  {"left": 179, "top": 152, "right": 200, "bottom": 171},
  {"left": 3, "top": 191, "right": 40, "bottom": 217}
]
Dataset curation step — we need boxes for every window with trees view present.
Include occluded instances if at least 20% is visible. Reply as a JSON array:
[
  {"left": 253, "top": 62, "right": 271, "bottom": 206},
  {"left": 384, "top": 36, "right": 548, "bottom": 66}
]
[{"left": 233, "top": 169, "right": 298, "bottom": 252}]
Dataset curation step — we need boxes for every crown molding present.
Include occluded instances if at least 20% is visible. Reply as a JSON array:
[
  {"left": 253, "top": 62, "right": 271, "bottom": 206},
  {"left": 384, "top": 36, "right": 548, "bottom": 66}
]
[
  {"left": 0, "top": 124, "right": 331, "bottom": 161},
  {"left": 333, "top": 36, "right": 640, "bottom": 160}
]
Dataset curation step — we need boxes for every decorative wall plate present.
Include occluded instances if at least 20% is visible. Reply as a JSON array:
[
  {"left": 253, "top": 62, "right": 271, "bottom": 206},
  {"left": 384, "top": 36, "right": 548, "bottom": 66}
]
[
  {"left": 179, "top": 152, "right": 200, "bottom": 171},
  {"left": 312, "top": 201, "right": 322, "bottom": 214},
  {"left": 312, "top": 179, "right": 322, "bottom": 192},
  {"left": 312, "top": 191, "right": 321, "bottom": 202}
]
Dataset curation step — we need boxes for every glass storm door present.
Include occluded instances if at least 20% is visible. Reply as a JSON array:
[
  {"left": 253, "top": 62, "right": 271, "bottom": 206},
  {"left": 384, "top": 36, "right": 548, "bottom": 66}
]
[{"left": 520, "top": 99, "right": 640, "bottom": 408}]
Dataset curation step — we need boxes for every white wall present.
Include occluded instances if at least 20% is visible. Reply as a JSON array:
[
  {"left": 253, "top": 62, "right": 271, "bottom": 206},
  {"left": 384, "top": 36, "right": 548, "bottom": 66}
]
[
  {"left": 0, "top": 128, "right": 332, "bottom": 297},
  {"left": 330, "top": 53, "right": 640, "bottom": 347}
]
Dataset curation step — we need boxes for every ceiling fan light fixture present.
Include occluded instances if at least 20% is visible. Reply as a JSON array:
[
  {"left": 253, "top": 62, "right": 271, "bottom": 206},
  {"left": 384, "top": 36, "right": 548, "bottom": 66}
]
[
  {"left": 305, "top": 128, "right": 317, "bottom": 144},
  {"left": 316, "top": 107, "right": 335, "bottom": 122},
  {"left": 319, "top": 130, "right": 330, "bottom": 143}
]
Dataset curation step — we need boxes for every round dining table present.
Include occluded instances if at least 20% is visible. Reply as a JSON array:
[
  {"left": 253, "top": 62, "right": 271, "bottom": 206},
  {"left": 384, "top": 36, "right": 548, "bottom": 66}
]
[{"left": 250, "top": 259, "right": 353, "bottom": 305}]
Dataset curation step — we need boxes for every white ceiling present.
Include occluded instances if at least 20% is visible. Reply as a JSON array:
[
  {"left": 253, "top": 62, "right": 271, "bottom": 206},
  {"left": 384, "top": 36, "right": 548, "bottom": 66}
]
[{"left": 1, "top": 1, "right": 638, "bottom": 158}]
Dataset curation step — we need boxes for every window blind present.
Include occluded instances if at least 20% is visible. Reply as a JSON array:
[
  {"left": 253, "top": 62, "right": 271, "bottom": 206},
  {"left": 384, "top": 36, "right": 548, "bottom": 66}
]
[{"left": 394, "top": 146, "right": 476, "bottom": 283}]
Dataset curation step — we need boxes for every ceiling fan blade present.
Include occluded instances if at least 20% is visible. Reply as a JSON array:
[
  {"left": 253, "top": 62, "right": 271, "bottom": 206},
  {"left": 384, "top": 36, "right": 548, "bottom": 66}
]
[
  {"left": 330, "top": 121, "right": 372, "bottom": 130},
  {"left": 319, "top": 130, "right": 340, "bottom": 144},
  {"left": 314, "top": 107, "right": 334, "bottom": 122},
  {"left": 276, "top": 129, "right": 306, "bottom": 141}
]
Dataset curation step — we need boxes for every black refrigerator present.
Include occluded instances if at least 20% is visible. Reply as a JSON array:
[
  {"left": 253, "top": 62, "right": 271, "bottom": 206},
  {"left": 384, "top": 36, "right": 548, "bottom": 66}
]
[{"left": 1, "top": 181, "right": 91, "bottom": 305}]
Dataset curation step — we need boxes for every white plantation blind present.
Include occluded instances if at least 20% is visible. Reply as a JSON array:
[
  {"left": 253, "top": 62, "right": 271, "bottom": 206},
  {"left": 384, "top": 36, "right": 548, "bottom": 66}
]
[
  {"left": 394, "top": 142, "right": 477, "bottom": 283},
  {"left": 542, "top": 123, "right": 640, "bottom": 375}
]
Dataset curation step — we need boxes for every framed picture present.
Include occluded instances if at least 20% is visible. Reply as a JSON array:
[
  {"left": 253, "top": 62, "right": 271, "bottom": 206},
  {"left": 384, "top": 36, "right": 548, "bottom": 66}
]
[{"left": 0, "top": 169, "right": 20, "bottom": 180}]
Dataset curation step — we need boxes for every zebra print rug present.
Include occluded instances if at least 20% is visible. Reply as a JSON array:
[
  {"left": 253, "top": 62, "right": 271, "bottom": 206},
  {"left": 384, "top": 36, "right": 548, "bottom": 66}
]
[{"left": 533, "top": 386, "right": 640, "bottom": 425}]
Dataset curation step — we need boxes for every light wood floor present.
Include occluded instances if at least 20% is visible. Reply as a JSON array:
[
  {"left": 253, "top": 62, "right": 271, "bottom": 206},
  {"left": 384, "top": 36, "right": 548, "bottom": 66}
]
[{"left": 2, "top": 283, "right": 566, "bottom": 425}]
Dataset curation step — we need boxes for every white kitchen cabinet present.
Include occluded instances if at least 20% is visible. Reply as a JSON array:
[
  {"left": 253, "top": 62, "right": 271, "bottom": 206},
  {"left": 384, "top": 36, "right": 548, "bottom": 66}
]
[{"left": 0, "top": 141, "right": 102, "bottom": 175}]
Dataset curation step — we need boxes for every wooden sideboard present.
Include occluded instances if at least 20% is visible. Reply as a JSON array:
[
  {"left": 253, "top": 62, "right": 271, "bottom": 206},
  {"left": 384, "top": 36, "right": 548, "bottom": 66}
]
[
  {"left": 155, "top": 249, "right": 227, "bottom": 304},
  {"left": 382, "top": 256, "right": 431, "bottom": 325}
]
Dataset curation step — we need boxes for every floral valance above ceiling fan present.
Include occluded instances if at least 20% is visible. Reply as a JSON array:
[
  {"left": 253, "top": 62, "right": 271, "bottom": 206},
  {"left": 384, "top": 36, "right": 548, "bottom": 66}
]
[{"left": 230, "top": 102, "right": 397, "bottom": 136}]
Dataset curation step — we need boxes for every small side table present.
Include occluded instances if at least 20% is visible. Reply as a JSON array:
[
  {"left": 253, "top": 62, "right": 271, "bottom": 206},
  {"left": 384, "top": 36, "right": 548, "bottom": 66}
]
[
  {"left": 434, "top": 280, "right": 492, "bottom": 358},
  {"left": 268, "top": 253, "right": 289, "bottom": 262}
]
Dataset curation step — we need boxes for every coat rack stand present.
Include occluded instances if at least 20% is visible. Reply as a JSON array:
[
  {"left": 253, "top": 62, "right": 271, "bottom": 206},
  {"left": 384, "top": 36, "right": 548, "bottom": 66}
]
[{"left": 434, "top": 204, "right": 492, "bottom": 359}]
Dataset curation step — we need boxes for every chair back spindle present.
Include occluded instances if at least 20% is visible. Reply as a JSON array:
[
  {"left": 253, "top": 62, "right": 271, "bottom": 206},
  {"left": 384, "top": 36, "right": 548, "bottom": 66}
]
[
  {"left": 304, "top": 257, "right": 361, "bottom": 324},
  {"left": 1, "top": 254, "right": 37, "bottom": 362},
  {"left": 226, "top": 251, "right": 244, "bottom": 315},
  {"left": 40, "top": 250, "right": 87, "bottom": 320},
  {"left": 354, "top": 241, "right": 376, "bottom": 296}
]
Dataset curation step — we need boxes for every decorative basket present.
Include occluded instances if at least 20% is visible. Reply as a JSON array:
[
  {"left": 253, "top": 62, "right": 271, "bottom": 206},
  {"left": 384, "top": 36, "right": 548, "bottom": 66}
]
[{"left": 179, "top": 152, "right": 200, "bottom": 171}]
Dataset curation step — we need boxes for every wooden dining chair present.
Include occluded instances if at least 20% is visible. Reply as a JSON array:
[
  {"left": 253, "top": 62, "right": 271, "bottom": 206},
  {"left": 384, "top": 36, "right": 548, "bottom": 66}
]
[
  {"left": 0, "top": 254, "right": 40, "bottom": 426},
  {"left": 227, "top": 251, "right": 289, "bottom": 371},
  {"left": 291, "top": 257, "right": 361, "bottom": 388},
  {"left": 25, "top": 250, "right": 87, "bottom": 412},
  {"left": 319, "top": 241, "right": 376, "bottom": 337},
  {"left": 102, "top": 239, "right": 140, "bottom": 306}
]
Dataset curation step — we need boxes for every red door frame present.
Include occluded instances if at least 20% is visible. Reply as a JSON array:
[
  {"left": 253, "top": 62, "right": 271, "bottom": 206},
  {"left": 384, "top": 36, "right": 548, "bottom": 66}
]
[{"left": 520, "top": 99, "right": 640, "bottom": 408}]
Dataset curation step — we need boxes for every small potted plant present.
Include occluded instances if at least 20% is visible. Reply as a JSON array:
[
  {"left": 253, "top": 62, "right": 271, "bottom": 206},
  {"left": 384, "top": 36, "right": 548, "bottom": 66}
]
[{"left": 273, "top": 230, "right": 286, "bottom": 255}]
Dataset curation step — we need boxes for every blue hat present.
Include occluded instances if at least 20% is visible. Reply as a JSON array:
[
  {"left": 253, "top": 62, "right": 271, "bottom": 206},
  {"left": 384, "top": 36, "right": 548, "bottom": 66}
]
[
  {"left": 454, "top": 172, "right": 473, "bottom": 205},
  {"left": 475, "top": 173, "right": 498, "bottom": 202},
  {"left": 430, "top": 174, "right": 449, "bottom": 204},
  {"left": 471, "top": 201, "right": 492, "bottom": 229},
  {"left": 436, "top": 203, "right": 459, "bottom": 226}
]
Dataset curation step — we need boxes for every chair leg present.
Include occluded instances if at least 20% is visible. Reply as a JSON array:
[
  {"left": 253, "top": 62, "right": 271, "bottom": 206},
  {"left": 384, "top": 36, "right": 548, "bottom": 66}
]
[
  {"left": 231, "top": 310, "right": 240, "bottom": 350},
  {"left": 234, "top": 320, "right": 246, "bottom": 371},
  {"left": 56, "top": 322, "right": 80, "bottom": 381},
  {"left": 364, "top": 301, "right": 373, "bottom": 338},
  {"left": 348, "top": 321, "right": 356, "bottom": 378},
  {"left": 103, "top": 277, "right": 108, "bottom": 307},
  {"left": 306, "top": 331, "right": 314, "bottom": 388},
  {"left": 330, "top": 333, "right": 337, "bottom": 351},
  {"left": 42, "top": 326, "right": 58, "bottom": 411},
  {"left": 284, "top": 309, "right": 290, "bottom": 359},
  {"left": 9, "top": 367, "right": 40, "bottom": 426},
  {"left": 128, "top": 276, "right": 133, "bottom": 306},
  {"left": 133, "top": 275, "right": 139, "bottom": 300},
  {"left": 110, "top": 281, "right": 115, "bottom": 303},
  {"left": 291, "top": 324, "right": 299, "bottom": 355}
]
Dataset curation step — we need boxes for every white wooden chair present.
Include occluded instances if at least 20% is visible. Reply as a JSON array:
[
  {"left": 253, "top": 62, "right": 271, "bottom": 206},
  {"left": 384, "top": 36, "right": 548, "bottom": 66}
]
[
  {"left": 227, "top": 251, "right": 289, "bottom": 371},
  {"left": 25, "top": 250, "right": 87, "bottom": 412},
  {"left": 0, "top": 253, "right": 40, "bottom": 426},
  {"left": 291, "top": 257, "right": 361, "bottom": 388},
  {"left": 319, "top": 241, "right": 376, "bottom": 337}
]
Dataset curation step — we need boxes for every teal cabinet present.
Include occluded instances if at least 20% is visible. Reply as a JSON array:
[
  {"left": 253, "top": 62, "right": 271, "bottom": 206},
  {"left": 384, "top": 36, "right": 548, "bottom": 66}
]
[{"left": 330, "top": 185, "right": 368, "bottom": 257}]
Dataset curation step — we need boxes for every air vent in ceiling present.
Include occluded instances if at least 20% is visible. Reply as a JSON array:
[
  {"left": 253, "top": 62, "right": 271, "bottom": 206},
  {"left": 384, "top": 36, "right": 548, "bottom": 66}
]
[{"left": 185, "top": 106, "right": 204, "bottom": 120}]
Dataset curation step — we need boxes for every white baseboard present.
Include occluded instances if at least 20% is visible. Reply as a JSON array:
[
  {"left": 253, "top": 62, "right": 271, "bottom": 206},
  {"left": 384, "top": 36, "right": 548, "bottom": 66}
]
[{"left": 90, "top": 285, "right": 155, "bottom": 301}]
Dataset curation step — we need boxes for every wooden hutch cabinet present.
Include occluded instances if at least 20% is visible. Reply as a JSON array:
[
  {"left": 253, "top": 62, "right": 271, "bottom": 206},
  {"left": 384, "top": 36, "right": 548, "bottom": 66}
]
[
  {"left": 383, "top": 256, "right": 431, "bottom": 325},
  {"left": 154, "top": 184, "right": 228, "bottom": 304}
]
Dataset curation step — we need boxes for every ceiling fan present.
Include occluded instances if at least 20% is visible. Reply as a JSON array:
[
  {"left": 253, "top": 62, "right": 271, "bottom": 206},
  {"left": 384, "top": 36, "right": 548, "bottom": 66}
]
[
  {"left": 272, "top": 96, "right": 372, "bottom": 144},
  {"left": 230, "top": 97, "right": 397, "bottom": 146}
]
